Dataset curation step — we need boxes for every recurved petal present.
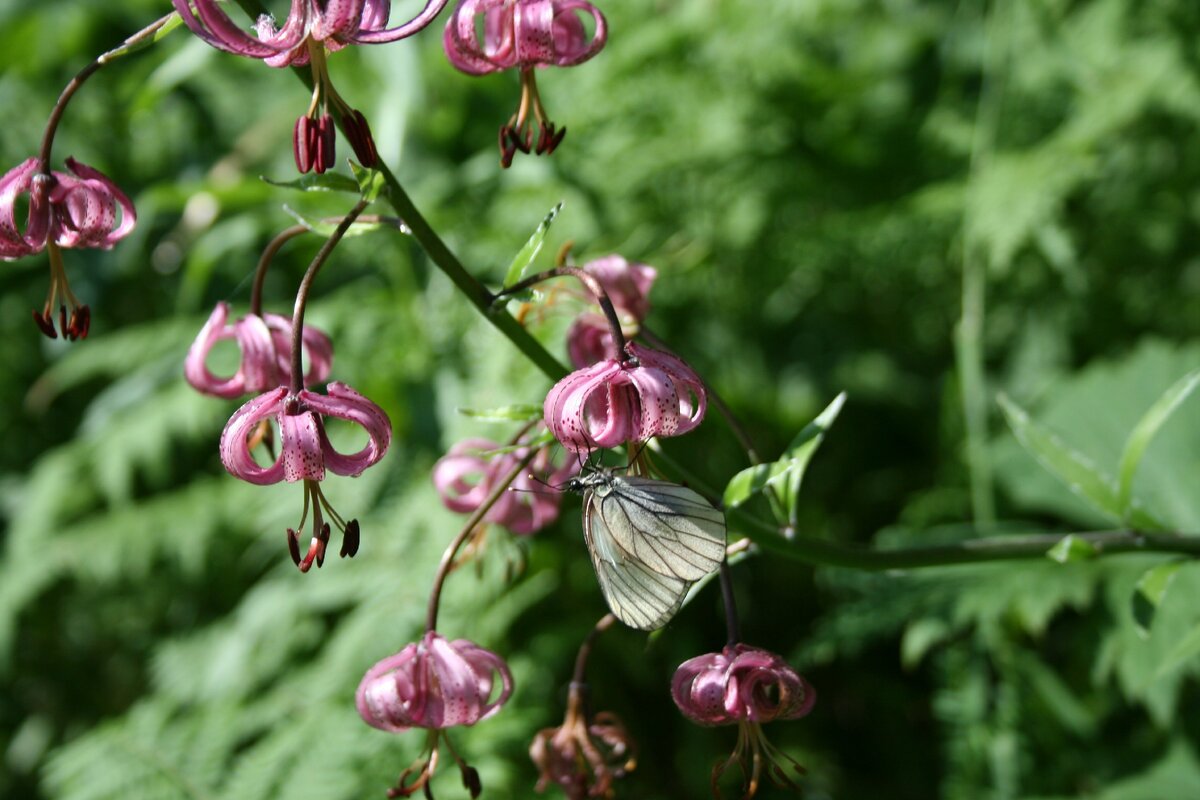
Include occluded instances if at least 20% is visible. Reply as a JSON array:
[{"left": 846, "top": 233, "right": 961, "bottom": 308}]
[
  {"left": 353, "top": 0, "right": 450, "bottom": 44},
  {"left": 443, "top": 0, "right": 511, "bottom": 74},
  {"left": 625, "top": 362, "right": 682, "bottom": 440},
  {"left": 53, "top": 158, "right": 136, "bottom": 249},
  {"left": 356, "top": 641, "right": 422, "bottom": 732},
  {"left": 172, "top": 0, "right": 282, "bottom": 59},
  {"left": 0, "top": 158, "right": 43, "bottom": 259},
  {"left": 219, "top": 387, "right": 289, "bottom": 484},
  {"left": 263, "top": 313, "right": 334, "bottom": 388},
  {"left": 432, "top": 438, "right": 501, "bottom": 513},
  {"left": 301, "top": 381, "right": 391, "bottom": 476},
  {"left": 582, "top": 255, "right": 656, "bottom": 320},
  {"left": 544, "top": 359, "right": 636, "bottom": 452},
  {"left": 184, "top": 302, "right": 241, "bottom": 397},
  {"left": 432, "top": 635, "right": 514, "bottom": 726},
  {"left": 516, "top": 0, "right": 606, "bottom": 67}
]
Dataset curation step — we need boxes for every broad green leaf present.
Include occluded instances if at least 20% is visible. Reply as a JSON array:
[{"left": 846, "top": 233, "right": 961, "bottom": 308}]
[
  {"left": 350, "top": 162, "right": 386, "bottom": 202},
  {"left": 456, "top": 403, "right": 545, "bottom": 423},
  {"left": 502, "top": 202, "right": 563, "bottom": 288},
  {"left": 1046, "top": 534, "right": 1098, "bottom": 564},
  {"left": 261, "top": 172, "right": 361, "bottom": 194},
  {"left": 997, "top": 394, "right": 1164, "bottom": 530},
  {"left": 723, "top": 392, "right": 846, "bottom": 513},
  {"left": 1117, "top": 367, "right": 1200, "bottom": 521},
  {"left": 281, "top": 205, "right": 385, "bottom": 238},
  {"left": 1133, "top": 560, "right": 1185, "bottom": 638}
]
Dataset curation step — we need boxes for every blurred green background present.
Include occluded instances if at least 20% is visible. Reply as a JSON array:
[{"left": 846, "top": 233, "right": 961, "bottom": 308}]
[{"left": 2, "top": 0, "right": 1199, "bottom": 798}]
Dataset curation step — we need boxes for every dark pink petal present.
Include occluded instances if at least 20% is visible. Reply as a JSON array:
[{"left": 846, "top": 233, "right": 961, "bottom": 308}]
[
  {"left": 565, "top": 314, "right": 614, "bottom": 368},
  {"left": 582, "top": 255, "right": 656, "bottom": 320},
  {"left": 219, "top": 387, "right": 289, "bottom": 484},
  {"left": 263, "top": 312, "right": 334, "bottom": 388},
  {"left": 185, "top": 303, "right": 270, "bottom": 398},
  {"left": 353, "top": 0, "right": 451, "bottom": 44},
  {"left": 51, "top": 158, "right": 137, "bottom": 249},
  {"left": 0, "top": 158, "right": 46, "bottom": 259},
  {"left": 172, "top": 0, "right": 282, "bottom": 59},
  {"left": 300, "top": 381, "right": 391, "bottom": 476},
  {"left": 672, "top": 645, "right": 815, "bottom": 726},
  {"left": 443, "top": 0, "right": 510, "bottom": 74}
]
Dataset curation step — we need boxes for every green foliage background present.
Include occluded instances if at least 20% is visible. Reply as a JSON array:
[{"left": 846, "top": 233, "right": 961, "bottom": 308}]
[{"left": 1, "top": 0, "right": 1199, "bottom": 798}]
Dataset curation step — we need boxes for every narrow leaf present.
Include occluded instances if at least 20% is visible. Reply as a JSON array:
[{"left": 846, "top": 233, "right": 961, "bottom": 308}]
[
  {"left": 281, "top": 206, "right": 384, "bottom": 238},
  {"left": 723, "top": 392, "right": 846, "bottom": 512},
  {"left": 262, "top": 173, "right": 361, "bottom": 194},
  {"left": 998, "top": 394, "right": 1164, "bottom": 527},
  {"left": 502, "top": 203, "right": 563, "bottom": 288},
  {"left": 1046, "top": 534, "right": 1098, "bottom": 564},
  {"left": 1132, "top": 560, "right": 1185, "bottom": 638},
  {"left": 456, "top": 404, "right": 545, "bottom": 423},
  {"left": 1117, "top": 367, "right": 1200, "bottom": 520}
]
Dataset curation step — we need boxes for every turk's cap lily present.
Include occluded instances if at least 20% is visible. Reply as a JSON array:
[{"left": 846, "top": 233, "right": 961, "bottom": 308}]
[
  {"left": 185, "top": 302, "right": 334, "bottom": 398},
  {"left": 671, "top": 644, "right": 816, "bottom": 727},
  {"left": 0, "top": 156, "right": 135, "bottom": 260},
  {"left": 545, "top": 341, "right": 707, "bottom": 453},
  {"left": 173, "top": 0, "right": 451, "bottom": 67},
  {"left": 443, "top": 0, "right": 607, "bottom": 75},
  {"left": 432, "top": 436, "right": 576, "bottom": 535},
  {"left": 220, "top": 381, "right": 391, "bottom": 485},
  {"left": 356, "top": 631, "right": 514, "bottom": 732}
]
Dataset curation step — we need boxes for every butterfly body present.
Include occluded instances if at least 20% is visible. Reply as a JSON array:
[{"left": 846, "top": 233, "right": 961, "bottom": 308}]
[{"left": 566, "top": 470, "right": 727, "bottom": 630}]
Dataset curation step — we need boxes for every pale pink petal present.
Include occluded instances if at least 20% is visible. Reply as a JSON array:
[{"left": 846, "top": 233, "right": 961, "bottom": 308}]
[
  {"left": 356, "top": 641, "right": 422, "bottom": 732},
  {"left": 433, "top": 438, "right": 502, "bottom": 513},
  {"left": 443, "top": 0, "right": 511, "bottom": 74},
  {"left": 565, "top": 314, "right": 614, "bottom": 368},
  {"left": 263, "top": 313, "right": 334, "bottom": 388},
  {"left": 219, "top": 387, "right": 289, "bottom": 485},
  {"left": 582, "top": 255, "right": 656, "bottom": 320},
  {"left": 279, "top": 407, "right": 327, "bottom": 482}
]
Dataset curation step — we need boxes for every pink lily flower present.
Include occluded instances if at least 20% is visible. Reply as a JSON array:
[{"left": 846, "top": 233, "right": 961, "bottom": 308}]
[
  {"left": 0, "top": 156, "right": 136, "bottom": 339},
  {"left": 172, "top": 0, "right": 449, "bottom": 172},
  {"left": 184, "top": 302, "right": 334, "bottom": 398},
  {"left": 220, "top": 381, "right": 391, "bottom": 570},
  {"left": 443, "top": 0, "right": 607, "bottom": 166},
  {"left": 432, "top": 435, "right": 576, "bottom": 535},
  {"left": 544, "top": 341, "right": 707, "bottom": 453},
  {"left": 672, "top": 644, "right": 816, "bottom": 798},
  {"left": 357, "top": 631, "right": 514, "bottom": 796},
  {"left": 566, "top": 255, "right": 658, "bottom": 368}
]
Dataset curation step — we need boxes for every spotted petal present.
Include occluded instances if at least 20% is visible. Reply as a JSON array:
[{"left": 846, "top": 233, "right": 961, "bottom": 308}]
[
  {"left": 219, "top": 386, "right": 290, "bottom": 485},
  {"left": 301, "top": 381, "right": 391, "bottom": 476}
]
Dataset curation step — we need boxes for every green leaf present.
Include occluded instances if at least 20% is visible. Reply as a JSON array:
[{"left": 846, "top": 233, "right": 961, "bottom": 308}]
[
  {"left": 1117, "top": 367, "right": 1200, "bottom": 521},
  {"left": 997, "top": 394, "right": 1164, "bottom": 530},
  {"left": 1046, "top": 534, "right": 1098, "bottom": 564},
  {"left": 350, "top": 162, "right": 386, "bottom": 202},
  {"left": 102, "top": 12, "right": 184, "bottom": 60},
  {"left": 281, "top": 205, "right": 385, "bottom": 238},
  {"left": 723, "top": 392, "right": 846, "bottom": 513},
  {"left": 456, "top": 403, "right": 545, "bottom": 423},
  {"left": 502, "top": 202, "right": 563, "bottom": 288},
  {"left": 1133, "top": 560, "right": 1185, "bottom": 638},
  {"left": 261, "top": 173, "right": 361, "bottom": 194}
]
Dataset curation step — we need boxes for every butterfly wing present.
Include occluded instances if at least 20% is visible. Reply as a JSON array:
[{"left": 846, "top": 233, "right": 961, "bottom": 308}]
[
  {"left": 582, "top": 476, "right": 727, "bottom": 631},
  {"left": 593, "top": 476, "right": 726, "bottom": 581}
]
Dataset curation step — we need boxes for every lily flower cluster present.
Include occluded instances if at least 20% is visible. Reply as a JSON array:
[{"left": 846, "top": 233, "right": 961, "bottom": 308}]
[
  {"left": 673, "top": 644, "right": 816, "bottom": 798},
  {"left": 173, "top": 0, "right": 450, "bottom": 173}
]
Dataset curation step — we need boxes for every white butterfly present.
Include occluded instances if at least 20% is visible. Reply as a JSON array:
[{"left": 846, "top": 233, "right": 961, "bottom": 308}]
[{"left": 565, "top": 470, "right": 727, "bottom": 630}]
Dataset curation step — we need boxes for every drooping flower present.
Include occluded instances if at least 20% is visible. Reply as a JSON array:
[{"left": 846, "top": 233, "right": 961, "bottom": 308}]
[
  {"left": 0, "top": 157, "right": 136, "bottom": 339},
  {"left": 220, "top": 381, "right": 391, "bottom": 569},
  {"left": 172, "top": 0, "right": 450, "bottom": 172},
  {"left": 671, "top": 644, "right": 816, "bottom": 798},
  {"left": 530, "top": 682, "right": 636, "bottom": 799},
  {"left": 443, "top": 0, "right": 607, "bottom": 167},
  {"left": 432, "top": 434, "right": 576, "bottom": 535},
  {"left": 185, "top": 301, "right": 334, "bottom": 398},
  {"left": 566, "top": 256, "right": 658, "bottom": 368},
  {"left": 544, "top": 341, "right": 707, "bottom": 453},
  {"left": 357, "top": 631, "right": 514, "bottom": 797}
]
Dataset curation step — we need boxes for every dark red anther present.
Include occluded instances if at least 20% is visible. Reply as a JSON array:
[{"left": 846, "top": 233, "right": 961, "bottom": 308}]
[
  {"left": 315, "top": 114, "right": 336, "bottom": 174},
  {"left": 287, "top": 528, "right": 302, "bottom": 565},
  {"left": 498, "top": 125, "right": 518, "bottom": 169},
  {"left": 540, "top": 123, "right": 566, "bottom": 155},
  {"left": 461, "top": 764, "right": 481, "bottom": 799},
  {"left": 294, "top": 116, "right": 313, "bottom": 174},
  {"left": 509, "top": 125, "right": 533, "bottom": 155},
  {"left": 340, "top": 519, "right": 360, "bottom": 558},
  {"left": 344, "top": 109, "right": 378, "bottom": 168},
  {"left": 70, "top": 305, "right": 90, "bottom": 340},
  {"left": 32, "top": 309, "right": 57, "bottom": 339}
]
